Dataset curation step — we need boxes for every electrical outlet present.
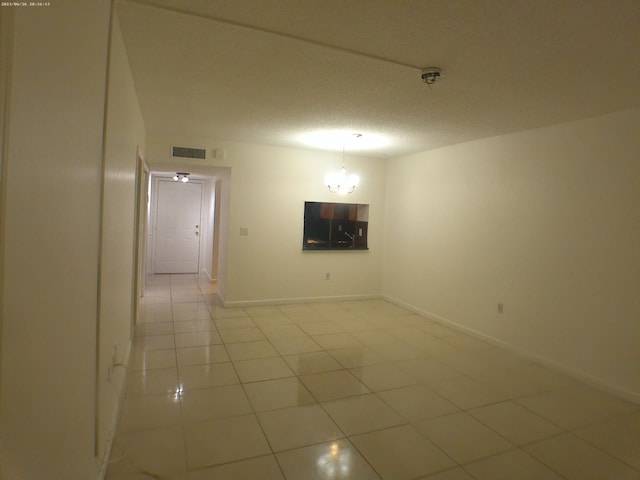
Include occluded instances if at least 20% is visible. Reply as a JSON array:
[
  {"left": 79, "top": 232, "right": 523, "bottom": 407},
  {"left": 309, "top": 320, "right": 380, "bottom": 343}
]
[
  {"left": 325, "top": 272, "right": 331, "bottom": 280},
  {"left": 497, "top": 303, "right": 504, "bottom": 314}
]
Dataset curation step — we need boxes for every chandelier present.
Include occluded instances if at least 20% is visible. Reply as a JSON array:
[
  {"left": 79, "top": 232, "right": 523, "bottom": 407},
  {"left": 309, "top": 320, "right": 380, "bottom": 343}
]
[{"left": 325, "top": 134, "right": 361, "bottom": 194}]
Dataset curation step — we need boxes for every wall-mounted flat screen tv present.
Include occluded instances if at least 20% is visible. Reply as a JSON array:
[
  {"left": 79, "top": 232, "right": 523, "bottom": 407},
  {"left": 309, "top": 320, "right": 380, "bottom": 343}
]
[{"left": 303, "top": 201, "right": 369, "bottom": 250}]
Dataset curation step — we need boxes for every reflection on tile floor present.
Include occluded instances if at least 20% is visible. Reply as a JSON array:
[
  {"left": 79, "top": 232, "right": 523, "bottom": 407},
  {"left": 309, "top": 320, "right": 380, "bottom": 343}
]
[{"left": 106, "top": 274, "right": 640, "bottom": 480}]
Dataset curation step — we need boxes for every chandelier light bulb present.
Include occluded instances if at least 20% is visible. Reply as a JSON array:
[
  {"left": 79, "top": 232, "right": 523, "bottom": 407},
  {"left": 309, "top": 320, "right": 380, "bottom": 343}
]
[
  {"left": 326, "top": 167, "right": 359, "bottom": 194},
  {"left": 325, "top": 134, "right": 361, "bottom": 194}
]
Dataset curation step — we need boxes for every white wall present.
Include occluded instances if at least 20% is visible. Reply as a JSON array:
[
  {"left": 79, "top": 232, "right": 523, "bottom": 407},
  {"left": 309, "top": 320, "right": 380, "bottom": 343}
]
[
  {"left": 199, "top": 176, "right": 217, "bottom": 280},
  {"left": 96, "top": 11, "right": 146, "bottom": 472},
  {"left": 0, "top": 2, "right": 112, "bottom": 479},
  {"left": 145, "top": 133, "right": 387, "bottom": 305},
  {"left": 0, "top": 3, "right": 14, "bottom": 414},
  {"left": 383, "top": 109, "right": 640, "bottom": 402}
]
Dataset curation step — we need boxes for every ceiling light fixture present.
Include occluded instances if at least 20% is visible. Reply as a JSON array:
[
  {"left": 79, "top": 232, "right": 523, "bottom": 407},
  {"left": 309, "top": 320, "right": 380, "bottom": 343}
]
[
  {"left": 325, "top": 134, "right": 361, "bottom": 194},
  {"left": 421, "top": 67, "right": 442, "bottom": 85},
  {"left": 173, "top": 172, "right": 190, "bottom": 183}
]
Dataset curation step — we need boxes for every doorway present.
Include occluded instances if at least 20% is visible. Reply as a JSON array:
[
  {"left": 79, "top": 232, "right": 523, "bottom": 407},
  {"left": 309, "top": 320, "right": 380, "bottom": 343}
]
[
  {"left": 145, "top": 168, "right": 228, "bottom": 292},
  {"left": 153, "top": 178, "right": 203, "bottom": 274}
]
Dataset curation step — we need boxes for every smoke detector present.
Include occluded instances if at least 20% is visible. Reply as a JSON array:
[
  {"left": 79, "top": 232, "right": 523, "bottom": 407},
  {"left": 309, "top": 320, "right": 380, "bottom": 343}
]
[{"left": 421, "top": 67, "right": 442, "bottom": 85}]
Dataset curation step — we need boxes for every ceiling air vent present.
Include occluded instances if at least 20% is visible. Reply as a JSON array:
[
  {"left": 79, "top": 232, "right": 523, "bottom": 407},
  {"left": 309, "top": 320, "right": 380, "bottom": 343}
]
[{"left": 172, "top": 146, "right": 206, "bottom": 159}]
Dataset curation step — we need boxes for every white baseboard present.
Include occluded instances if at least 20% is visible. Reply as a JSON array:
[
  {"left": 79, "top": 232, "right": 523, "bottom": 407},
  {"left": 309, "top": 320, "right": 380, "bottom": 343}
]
[
  {"left": 97, "top": 341, "right": 132, "bottom": 480},
  {"left": 221, "top": 293, "right": 381, "bottom": 308},
  {"left": 382, "top": 295, "right": 640, "bottom": 405},
  {"left": 216, "top": 289, "right": 226, "bottom": 307}
]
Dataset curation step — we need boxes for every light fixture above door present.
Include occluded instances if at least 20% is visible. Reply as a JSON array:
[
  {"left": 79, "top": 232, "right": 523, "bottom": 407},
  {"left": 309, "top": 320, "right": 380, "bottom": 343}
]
[{"left": 173, "top": 172, "right": 190, "bottom": 183}]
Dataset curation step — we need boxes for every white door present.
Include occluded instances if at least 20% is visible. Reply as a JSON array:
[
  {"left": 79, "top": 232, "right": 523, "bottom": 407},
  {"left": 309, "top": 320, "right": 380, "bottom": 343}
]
[{"left": 154, "top": 179, "right": 202, "bottom": 274}]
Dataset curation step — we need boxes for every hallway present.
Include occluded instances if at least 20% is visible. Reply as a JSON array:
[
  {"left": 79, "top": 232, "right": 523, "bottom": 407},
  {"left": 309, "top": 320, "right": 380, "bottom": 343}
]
[{"left": 106, "top": 275, "right": 640, "bottom": 480}]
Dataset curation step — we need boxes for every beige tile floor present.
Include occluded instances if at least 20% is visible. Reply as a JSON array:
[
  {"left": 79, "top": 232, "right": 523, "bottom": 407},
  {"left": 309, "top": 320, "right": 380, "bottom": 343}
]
[{"left": 106, "top": 274, "right": 640, "bottom": 480}]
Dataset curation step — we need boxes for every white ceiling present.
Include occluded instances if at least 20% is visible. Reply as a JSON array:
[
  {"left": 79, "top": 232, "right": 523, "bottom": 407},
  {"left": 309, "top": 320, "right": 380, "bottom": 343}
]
[{"left": 116, "top": 0, "right": 640, "bottom": 158}]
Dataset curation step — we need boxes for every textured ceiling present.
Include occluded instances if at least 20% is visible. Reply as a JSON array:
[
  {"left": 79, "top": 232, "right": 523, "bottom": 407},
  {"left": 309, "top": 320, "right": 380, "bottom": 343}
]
[{"left": 116, "top": 0, "right": 640, "bottom": 157}]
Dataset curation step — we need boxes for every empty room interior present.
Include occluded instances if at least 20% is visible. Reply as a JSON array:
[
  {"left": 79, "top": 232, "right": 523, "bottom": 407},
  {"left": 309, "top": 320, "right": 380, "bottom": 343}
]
[{"left": 0, "top": 1, "right": 639, "bottom": 479}]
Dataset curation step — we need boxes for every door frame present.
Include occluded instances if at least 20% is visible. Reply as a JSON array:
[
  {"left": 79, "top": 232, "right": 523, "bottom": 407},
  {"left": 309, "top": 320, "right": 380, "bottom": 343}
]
[
  {"left": 131, "top": 151, "right": 149, "bottom": 328},
  {"left": 149, "top": 174, "right": 205, "bottom": 275}
]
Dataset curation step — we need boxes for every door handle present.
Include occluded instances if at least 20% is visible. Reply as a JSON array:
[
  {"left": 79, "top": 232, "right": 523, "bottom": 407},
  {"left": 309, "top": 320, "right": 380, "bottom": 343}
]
[{"left": 195, "top": 231, "right": 199, "bottom": 236}]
